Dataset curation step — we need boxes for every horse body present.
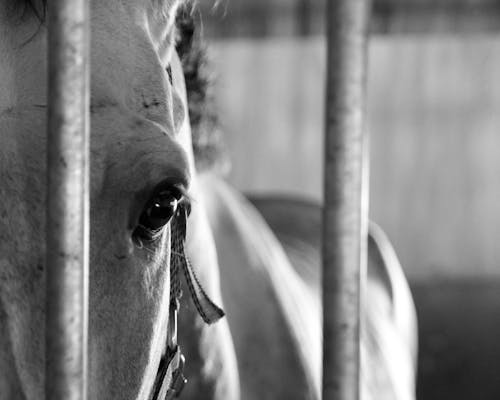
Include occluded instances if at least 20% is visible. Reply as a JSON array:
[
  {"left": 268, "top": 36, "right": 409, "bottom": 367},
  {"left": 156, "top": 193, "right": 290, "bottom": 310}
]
[
  {"left": 200, "top": 174, "right": 417, "bottom": 400},
  {"left": 0, "top": 1, "right": 417, "bottom": 399}
]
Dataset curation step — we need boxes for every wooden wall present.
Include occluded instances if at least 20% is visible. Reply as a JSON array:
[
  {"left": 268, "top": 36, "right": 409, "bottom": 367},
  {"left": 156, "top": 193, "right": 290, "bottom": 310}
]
[{"left": 209, "top": 36, "right": 500, "bottom": 281}]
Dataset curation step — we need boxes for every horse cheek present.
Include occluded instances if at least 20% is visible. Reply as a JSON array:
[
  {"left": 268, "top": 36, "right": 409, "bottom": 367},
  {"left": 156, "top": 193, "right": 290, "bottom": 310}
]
[{"left": 87, "top": 215, "right": 171, "bottom": 399}]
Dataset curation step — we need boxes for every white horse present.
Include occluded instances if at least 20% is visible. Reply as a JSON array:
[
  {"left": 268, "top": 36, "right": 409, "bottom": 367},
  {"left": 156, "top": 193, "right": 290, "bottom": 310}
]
[{"left": 0, "top": 0, "right": 417, "bottom": 399}]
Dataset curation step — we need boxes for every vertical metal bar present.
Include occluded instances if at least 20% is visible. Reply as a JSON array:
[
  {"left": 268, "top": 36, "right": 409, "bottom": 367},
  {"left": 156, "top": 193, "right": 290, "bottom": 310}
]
[
  {"left": 322, "top": 0, "right": 371, "bottom": 399},
  {"left": 46, "top": 0, "right": 90, "bottom": 399}
]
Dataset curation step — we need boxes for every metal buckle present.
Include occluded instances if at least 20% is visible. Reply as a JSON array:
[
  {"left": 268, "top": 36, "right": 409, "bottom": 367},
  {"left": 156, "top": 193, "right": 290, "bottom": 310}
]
[
  {"left": 163, "top": 300, "right": 187, "bottom": 399},
  {"left": 164, "top": 351, "right": 187, "bottom": 400},
  {"left": 167, "top": 300, "right": 179, "bottom": 350},
  {"left": 151, "top": 300, "right": 187, "bottom": 400}
]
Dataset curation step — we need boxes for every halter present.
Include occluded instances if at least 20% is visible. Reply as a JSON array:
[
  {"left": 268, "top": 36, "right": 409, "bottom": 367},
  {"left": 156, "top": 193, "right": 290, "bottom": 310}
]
[{"left": 150, "top": 204, "right": 225, "bottom": 400}]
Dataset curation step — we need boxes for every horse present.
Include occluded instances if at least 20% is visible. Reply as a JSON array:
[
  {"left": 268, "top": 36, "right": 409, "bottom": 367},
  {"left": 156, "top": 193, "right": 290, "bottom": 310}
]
[{"left": 0, "top": 0, "right": 417, "bottom": 399}]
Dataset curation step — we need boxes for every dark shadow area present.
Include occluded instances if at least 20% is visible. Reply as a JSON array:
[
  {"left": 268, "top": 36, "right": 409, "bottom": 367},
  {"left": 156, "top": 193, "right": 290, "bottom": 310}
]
[{"left": 413, "top": 279, "right": 500, "bottom": 400}]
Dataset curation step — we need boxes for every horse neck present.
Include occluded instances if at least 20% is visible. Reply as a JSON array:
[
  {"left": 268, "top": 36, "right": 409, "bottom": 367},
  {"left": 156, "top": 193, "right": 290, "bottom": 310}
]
[{"left": 174, "top": 173, "right": 240, "bottom": 400}]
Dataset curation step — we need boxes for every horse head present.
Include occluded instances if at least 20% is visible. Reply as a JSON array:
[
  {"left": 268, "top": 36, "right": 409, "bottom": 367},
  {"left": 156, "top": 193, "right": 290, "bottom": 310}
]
[{"left": 0, "top": 1, "right": 231, "bottom": 399}]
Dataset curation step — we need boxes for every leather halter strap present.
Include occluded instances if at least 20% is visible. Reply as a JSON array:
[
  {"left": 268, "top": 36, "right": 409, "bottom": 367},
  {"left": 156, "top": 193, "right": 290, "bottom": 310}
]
[{"left": 150, "top": 204, "right": 225, "bottom": 400}]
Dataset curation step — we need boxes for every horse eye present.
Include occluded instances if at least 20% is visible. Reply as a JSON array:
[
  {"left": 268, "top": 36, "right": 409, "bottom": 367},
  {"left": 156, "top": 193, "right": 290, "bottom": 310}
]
[{"left": 133, "top": 188, "right": 182, "bottom": 242}]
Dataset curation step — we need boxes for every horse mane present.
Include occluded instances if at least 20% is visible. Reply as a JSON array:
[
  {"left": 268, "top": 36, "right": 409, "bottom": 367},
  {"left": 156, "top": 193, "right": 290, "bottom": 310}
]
[{"left": 176, "top": 4, "right": 228, "bottom": 173}]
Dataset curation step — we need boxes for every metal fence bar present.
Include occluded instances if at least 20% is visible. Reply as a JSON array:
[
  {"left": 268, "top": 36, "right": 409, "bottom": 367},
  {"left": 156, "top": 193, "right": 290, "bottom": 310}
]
[
  {"left": 46, "top": 0, "right": 90, "bottom": 398},
  {"left": 322, "top": 0, "right": 371, "bottom": 399}
]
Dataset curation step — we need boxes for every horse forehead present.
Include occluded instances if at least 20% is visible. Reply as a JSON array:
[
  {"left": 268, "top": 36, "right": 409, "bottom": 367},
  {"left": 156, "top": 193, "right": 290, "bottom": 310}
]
[
  {"left": 92, "top": 0, "right": 181, "bottom": 36},
  {"left": 92, "top": 0, "right": 181, "bottom": 17},
  {"left": 89, "top": 1, "right": 183, "bottom": 122},
  {"left": 0, "top": 0, "right": 189, "bottom": 178}
]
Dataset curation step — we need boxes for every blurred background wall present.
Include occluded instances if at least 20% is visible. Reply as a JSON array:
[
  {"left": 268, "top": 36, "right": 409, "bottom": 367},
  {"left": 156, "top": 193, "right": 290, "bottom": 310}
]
[{"left": 208, "top": 36, "right": 500, "bottom": 283}]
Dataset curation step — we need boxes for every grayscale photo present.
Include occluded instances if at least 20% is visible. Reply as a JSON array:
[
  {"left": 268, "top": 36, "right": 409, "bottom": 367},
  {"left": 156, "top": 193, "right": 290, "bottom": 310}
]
[{"left": 0, "top": 0, "right": 498, "bottom": 399}]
